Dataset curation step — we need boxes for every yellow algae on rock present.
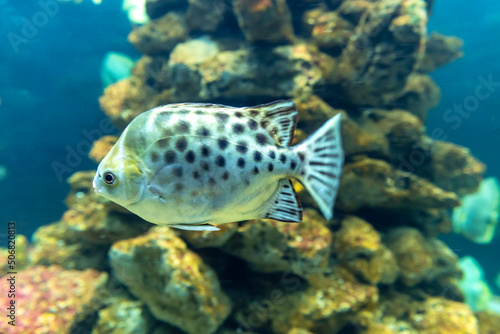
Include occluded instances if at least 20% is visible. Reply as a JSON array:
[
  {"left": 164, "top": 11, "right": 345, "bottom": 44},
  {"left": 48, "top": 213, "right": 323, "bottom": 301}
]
[
  {"left": 271, "top": 269, "right": 378, "bottom": 333},
  {"left": 89, "top": 135, "right": 118, "bottom": 164},
  {"left": 384, "top": 227, "right": 459, "bottom": 287},
  {"left": 476, "top": 311, "right": 500, "bottom": 334},
  {"left": 222, "top": 209, "right": 332, "bottom": 277},
  {"left": 337, "top": 157, "right": 460, "bottom": 212},
  {"left": 109, "top": 227, "right": 231, "bottom": 334},
  {"left": 429, "top": 141, "right": 486, "bottom": 196},
  {"left": 334, "top": 216, "right": 399, "bottom": 284},
  {"left": 409, "top": 297, "right": 478, "bottom": 334},
  {"left": 128, "top": 12, "right": 188, "bottom": 55}
]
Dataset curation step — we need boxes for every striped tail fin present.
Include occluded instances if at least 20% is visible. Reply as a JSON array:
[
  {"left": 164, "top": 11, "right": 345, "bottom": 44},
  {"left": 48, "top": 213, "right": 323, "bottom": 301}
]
[{"left": 294, "top": 113, "right": 343, "bottom": 220}]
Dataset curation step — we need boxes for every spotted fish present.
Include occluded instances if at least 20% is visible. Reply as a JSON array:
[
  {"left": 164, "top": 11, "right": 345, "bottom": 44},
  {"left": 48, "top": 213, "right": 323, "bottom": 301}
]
[{"left": 93, "top": 100, "right": 343, "bottom": 231}]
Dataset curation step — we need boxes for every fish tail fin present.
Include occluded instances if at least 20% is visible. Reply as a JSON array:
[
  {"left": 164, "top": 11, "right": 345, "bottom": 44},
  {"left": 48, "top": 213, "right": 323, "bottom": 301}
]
[{"left": 294, "top": 113, "right": 343, "bottom": 220}]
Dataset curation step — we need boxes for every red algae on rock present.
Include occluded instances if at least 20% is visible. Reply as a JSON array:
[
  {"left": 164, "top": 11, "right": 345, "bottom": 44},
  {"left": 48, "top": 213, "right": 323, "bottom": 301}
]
[{"left": 0, "top": 266, "right": 107, "bottom": 334}]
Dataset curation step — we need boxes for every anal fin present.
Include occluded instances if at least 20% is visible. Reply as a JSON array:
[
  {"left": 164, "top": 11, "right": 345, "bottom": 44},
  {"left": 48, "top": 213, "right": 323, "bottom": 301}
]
[
  {"left": 262, "top": 179, "right": 303, "bottom": 222},
  {"left": 169, "top": 224, "right": 220, "bottom": 231}
]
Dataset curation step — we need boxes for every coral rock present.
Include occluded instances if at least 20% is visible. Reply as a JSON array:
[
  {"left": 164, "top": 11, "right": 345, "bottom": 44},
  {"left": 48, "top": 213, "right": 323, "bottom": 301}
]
[
  {"left": 185, "top": 0, "right": 228, "bottom": 32},
  {"left": 29, "top": 222, "right": 109, "bottom": 270},
  {"left": 334, "top": 216, "right": 399, "bottom": 284},
  {"left": 304, "top": 9, "right": 355, "bottom": 51},
  {"left": 145, "top": 0, "right": 187, "bottom": 19},
  {"left": 109, "top": 226, "right": 231, "bottom": 334},
  {"left": 89, "top": 135, "right": 118, "bottom": 164},
  {"left": 128, "top": 12, "right": 188, "bottom": 56},
  {"left": 0, "top": 266, "right": 107, "bottom": 334},
  {"left": 337, "top": 157, "right": 460, "bottom": 212},
  {"left": 384, "top": 227, "right": 459, "bottom": 286},
  {"left": 476, "top": 311, "right": 500, "bottom": 334},
  {"left": 337, "top": 0, "right": 427, "bottom": 108},
  {"left": 420, "top": 32, "right": 464, "bottom": 73},
  {"left": 233, "top": 0, "right": 295, "bottom": 43},
  {"left": 428, "top": 141, "right": 486, "bottom": 196},
  {"left": 409, "top": 297, "right": 478, "bottom": 334},
  {"left": 271, "top": 270, "right": 378, "bottom": 333},
  {"left": 92, "top": 299, "right": 157, "bottom": 334},
  {"left": 99, "top": 77, "right": 157, "bottom": 129},
  {"left": 392, "top": 73, "right": 441, "bottom": 121},
  {"left": 222, "top": 209, "right": 332, "bottom": 277}
]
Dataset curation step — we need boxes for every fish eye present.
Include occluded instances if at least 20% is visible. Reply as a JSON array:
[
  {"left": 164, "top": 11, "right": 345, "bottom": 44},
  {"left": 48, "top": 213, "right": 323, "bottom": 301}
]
[{"left": 103, "top": 172, "right": 116, "bottom": 185}]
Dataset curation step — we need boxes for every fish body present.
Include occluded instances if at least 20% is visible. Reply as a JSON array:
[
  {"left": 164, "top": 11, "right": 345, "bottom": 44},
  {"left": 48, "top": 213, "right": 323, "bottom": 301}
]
[
  {"left": 452, "top": 177, "right": 500, "bottom": 243},
  {"left": 93, "top": 100, "right": 343, "bottom": 231}
]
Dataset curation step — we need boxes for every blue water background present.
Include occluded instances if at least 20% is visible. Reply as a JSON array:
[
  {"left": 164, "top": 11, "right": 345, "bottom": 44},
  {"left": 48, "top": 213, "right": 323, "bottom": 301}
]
[{"left": 0, "top": 1, "right": 498, "bottom": 290}]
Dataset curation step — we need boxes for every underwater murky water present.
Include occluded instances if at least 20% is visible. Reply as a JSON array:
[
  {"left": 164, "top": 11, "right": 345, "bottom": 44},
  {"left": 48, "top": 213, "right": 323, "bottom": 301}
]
[{"left": 0, "top": 0, "right": 499, "bottom": 333}]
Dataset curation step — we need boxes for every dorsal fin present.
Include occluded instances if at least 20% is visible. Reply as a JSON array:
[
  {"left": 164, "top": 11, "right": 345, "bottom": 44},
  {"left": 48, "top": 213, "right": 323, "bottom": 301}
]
[{"left": 243, "top": 100, "right": 299, "bottom": 147}]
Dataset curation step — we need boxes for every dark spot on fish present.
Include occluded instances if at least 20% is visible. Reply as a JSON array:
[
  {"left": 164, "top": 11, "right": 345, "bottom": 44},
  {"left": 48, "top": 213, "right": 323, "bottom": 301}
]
[
  {"left": 298, "top": 152, "right": 305, "bottom": 162},
  {"left": 201, "top": 161, "right": 210, "bottom": 171},
  {"left": 215, "top": 112, "right": 229, "bottom": 123},
  {"left": 218, "top": 138, "right": 229, "bottom": 150},
  {"left": 256, "top": 133, "right": 268, "bottom": 145},
  {"left": 268, "top": 163, "right": 274, "bottom": 172},
  {"left": 254, "top": 151, "right": 262, "bottom": 162},
  {"left": 165, "top": 151, "right": 176, "bottom": 164},
  {"left": 174, "top": 183, "right": 183, "bottom": 191},
  {"left": 253, "top": 166, "right": 259, "bottom": 174},
  {"left": 248, "top": 119, "right": 258, "bottom": 130},
  {"left": 290, "top": 160, "right": 297, "bottom": 170},
  {"left": 215, "top": 155, "right": 226, "bottom": 167},
  {"left": 177, "top": 109, "right": 190, "bottom": 115},
  {"left": 233, "top": 123, "right": 244, "bottom": 134},
  {"left": 249, "top": 109, "right": 259, "bottom": 117},
  {"left": 193, "top": 171, "right": 200, "bottom": 179},
  {"left": 235, "top": 111, "right": 243, "bottom": 118},
  {"left": 236, "top": 142, "right": 248, "bottom": 154},
  {"left": 201, "top": 145, "right": 211, "bottom": 157},
  {"left": 194, "top": 110, "right": 204, "bottom": 115},
  {"left": 260, "top": 120, "right": 269, "bottom": 129},
  {"left": 271, "top": 127, "right": 279, "bottom": 136},
  {"left": 222, "top": 171, "right": 229, "bottom": 180},
  {"left": 176, "top": 121, "right": 190, "bottom": 133},
  {"left": 157, "top": 138, "right": 169, "bottom": 148},
  {"left": 269, "top": 151, "right": 276, "bottom": 159},
  {"left": 197, "top": 127, "right": 211, "bottom": 137},
  {"left": 173, "top": 166, "right": 183, "bottom": 177},
  {"left": 237, "top": 158, "right": 245, "bottom": 168},
  {"left": 163, "top": 128, "right": 174, "bottom": 137},
  {"left": 185, "top": 150, "right": 195, "bottom": 163},
  {"left": 175, "top": 138, "right": 187, "bottom": 152},
  {"left": 280, "top": 154, "right": 287, "bottom": 164},
  {"left": 209, "top": 177, "right": 216, "bottom": 185},
  {"left": 151, "top": 152, "right": 159, "bottom": 163},
  {"left": 244, "top": 179, "right": 250, "bottom": 186}
]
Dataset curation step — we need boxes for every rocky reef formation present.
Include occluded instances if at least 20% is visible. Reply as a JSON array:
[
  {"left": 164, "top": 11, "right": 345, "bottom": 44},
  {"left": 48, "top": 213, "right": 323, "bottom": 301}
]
[{"left": 6, "top": 0, "right": 497, "bottom": 333}]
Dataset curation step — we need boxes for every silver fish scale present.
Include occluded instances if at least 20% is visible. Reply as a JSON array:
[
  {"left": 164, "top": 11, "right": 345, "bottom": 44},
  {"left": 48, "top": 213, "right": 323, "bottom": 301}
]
[{"left": 135, "top": 105, "right": 297, "bottom": 217}]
